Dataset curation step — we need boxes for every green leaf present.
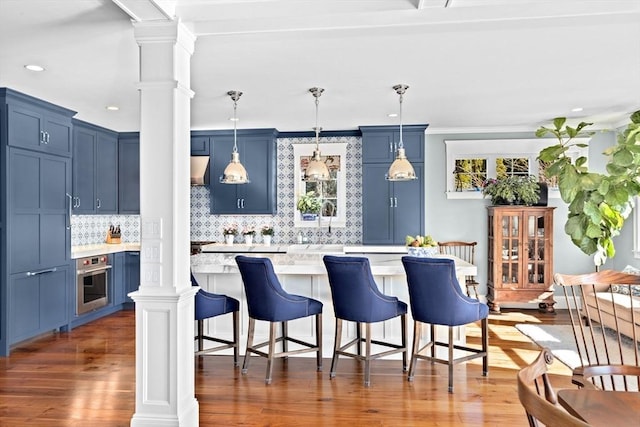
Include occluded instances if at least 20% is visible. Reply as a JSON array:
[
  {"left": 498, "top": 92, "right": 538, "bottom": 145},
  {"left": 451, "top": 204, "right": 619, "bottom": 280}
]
[
  {"left": 575, "top": 122, "right": 594, "bottom": 134},
  {"left": 553, "top": 117, "right": 567, "bottom": 130},
  {"left": 580, "top": 173, "right": 601, "bottom": 190},
  {"left": 631, "top": 110, "right": 640, "bottom": 124},
  {"left": 538, "top": 145, "right": 567, "bottom": 162},
  {"left": 605, "top": 186, "right": 630, "bottom": 206},
  {"left": 585, "top": 222, "right": 602, "bottom": 238},
  {"left": 612, "top": 148, "right": 634, "bottom": 167},
  {"left": 566, "top": 125, "right": 577, "bottom": 138}
]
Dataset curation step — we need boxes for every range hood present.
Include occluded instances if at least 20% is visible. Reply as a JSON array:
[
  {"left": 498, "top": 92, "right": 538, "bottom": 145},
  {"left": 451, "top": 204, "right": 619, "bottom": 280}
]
[{"left": 190, "top": 156, "right": 210, "bottom": 186}]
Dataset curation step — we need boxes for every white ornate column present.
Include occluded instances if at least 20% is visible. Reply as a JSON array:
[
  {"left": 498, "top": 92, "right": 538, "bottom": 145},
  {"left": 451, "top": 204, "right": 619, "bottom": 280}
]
[{"left": 130, "top": 20, "right": 199, "bottom": 427}]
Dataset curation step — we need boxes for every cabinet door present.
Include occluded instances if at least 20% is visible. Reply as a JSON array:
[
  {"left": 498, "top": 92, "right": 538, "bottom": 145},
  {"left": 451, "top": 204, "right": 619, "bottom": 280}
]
[
  {"left": 362, "top": 164, "right": 394, "bottom": 244},
  {"left": 362, "top": 131, "right": 396, "bottom": 163},
  {"left": 39, "top": 266, "right": 70, "bottom": 331},
  {"left": 361, "top": 126, "right": 425, "bottom": 164},
  {"left": 125, "top": 252, "right": 141, "bottom": 302},
  {"left": 190, "top": 135, "right": 210, "bottom": 155},
  {"left": 210, "top": 136, "right": 240, "bottom": 214},
  {"left": 392, "top": 163, "right": 424, "bottom": 244},
  {"left": 43, "top": 114, "right": 73, "bottom": 156},
  {"left": 7, "top": 104, "right": 44, "bottom": 151},
  {"left": 95, "top": 131, "right": 118, "bottom": 213},
  {"left": 238, "top": 134, "right": 276, "bottom": 214},
  {"left": 8, "top": 149, "right": 71, "bottom": 273},
  {"left": 112, "top": 253, "right": 126, "bottom": 305},
  {"left": 118, "top": 135, "right": 140, "bottom": 214},
  {"left": 72, "top": 126, "right": 96, "bottom": 213}
]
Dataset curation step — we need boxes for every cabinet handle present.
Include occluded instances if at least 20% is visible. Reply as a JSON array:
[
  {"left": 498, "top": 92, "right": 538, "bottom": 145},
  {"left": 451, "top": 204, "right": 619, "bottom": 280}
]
[
  {"left": 389, "top": 197, "right": 393, "bottom": 208},
  {"left": 389, "top": 142, "right": 393, "bottom": 153},
  {"left": 45, "top": 132, "right": 50, "bottom": 144},
  {"left": 394, "top": 197, "right": 398, "bottom": 207},
  {"left": 128, "top": 252, "right": 140, "bottom": 257},
  {"left": 237, "top": 198, "right": 240, "bottom": 209},
  {"left": 26, "top": 267, "right": 58, "bottom": 277},
  {"left": 241, "top": 198, "right": 245, "bottom": 209},
  {"left": 40, "top": 130, "right": 45, "bottom": 144},
  {"left": 96, "top": 198, "right": 101, "bottom": 209},
  {"left": 66, "top": 193, "right": 72, "bottom": 230}
]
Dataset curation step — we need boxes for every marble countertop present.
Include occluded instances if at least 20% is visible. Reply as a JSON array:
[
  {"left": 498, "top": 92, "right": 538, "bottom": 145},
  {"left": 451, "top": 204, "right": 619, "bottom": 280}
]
[
  {"left": 191, "top": 252, "right": 476, "bottom": 277},
  {"left": 71, "top": 243, "right": 141, "bottom": 259},
  {"left": 200, "top": 243, "right": 410, "bottom": 255}
]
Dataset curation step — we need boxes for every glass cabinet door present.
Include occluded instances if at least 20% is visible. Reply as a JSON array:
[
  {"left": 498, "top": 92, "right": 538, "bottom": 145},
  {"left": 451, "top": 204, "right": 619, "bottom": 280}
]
[{"left": 500, "top": 214, "right": 520, "bottom": 285}]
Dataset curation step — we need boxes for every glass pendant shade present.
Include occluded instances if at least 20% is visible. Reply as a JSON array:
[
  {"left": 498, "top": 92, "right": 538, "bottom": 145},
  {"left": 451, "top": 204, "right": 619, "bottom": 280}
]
[
  {"left": 220, "top": 90, "right": 250, "bottom": 184},
  {"left": 386, "top": 84, "right": 417, "bottom": 182},
  {"left": 303, "top": 87, "right": 331, "bottom": 182}
]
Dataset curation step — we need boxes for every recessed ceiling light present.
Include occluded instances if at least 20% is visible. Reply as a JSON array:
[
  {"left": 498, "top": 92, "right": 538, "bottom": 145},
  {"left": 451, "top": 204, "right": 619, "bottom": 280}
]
[
  {"left": 571, "top": 107, "right": 583, "bottom": 112},
  {"left": 24, "top": 64, "right": 45, "bottom": 72},
  {"left": 387, "top": 113, "right": 398, "bottom": 118},
  {"left": 106, "top": 105, "right": 119, "bottom": 111},
  {"left": 229, "top": 117, "right": 239, "bottom": 122}
]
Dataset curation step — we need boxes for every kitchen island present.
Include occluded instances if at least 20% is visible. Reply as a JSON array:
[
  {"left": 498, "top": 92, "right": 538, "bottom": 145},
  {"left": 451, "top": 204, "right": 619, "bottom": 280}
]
[{"left": 191, "top": 248, "right": 477, "bottom": 359}]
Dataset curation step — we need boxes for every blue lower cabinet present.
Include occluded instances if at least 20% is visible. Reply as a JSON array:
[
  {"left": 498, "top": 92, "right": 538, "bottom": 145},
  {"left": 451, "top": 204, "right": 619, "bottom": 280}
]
[
  {"left": 125, "top": 251, "right": 140, "bottom": 303},
  {"left": 112, "top": 252, "right": 126, "bottom": 305},
  {"left": 5, "top": 264, "right": 70, "bottom": 354}
]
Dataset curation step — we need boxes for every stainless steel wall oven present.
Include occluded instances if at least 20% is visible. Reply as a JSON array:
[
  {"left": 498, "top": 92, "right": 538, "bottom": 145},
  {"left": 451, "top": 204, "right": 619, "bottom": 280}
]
[{"left": 76, "top": 255, "right": 111, "bottom": 315}]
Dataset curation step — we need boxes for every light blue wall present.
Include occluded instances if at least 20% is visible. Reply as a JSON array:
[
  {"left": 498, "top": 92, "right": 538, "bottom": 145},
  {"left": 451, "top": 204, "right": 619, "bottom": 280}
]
[{"left": 424, "top": 129, "right": 636, "bottom": 297}]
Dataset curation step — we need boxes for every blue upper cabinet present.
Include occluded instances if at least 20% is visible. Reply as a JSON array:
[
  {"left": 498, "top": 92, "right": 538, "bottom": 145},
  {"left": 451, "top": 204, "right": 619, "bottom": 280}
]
[
  {"left": 72, "top": 120, "right": 118, "bottom": 214},
  {"left": 4, "top": 89, "right": 75, "bottom": 157},
  {"left": 210, "top": 128, "right": 278, "bottom": 215},
  {"left": 359, "top": 125, "right": 426, "bottom": 164},
  {"left": 118, "top": 133, "right": 140, "bottom": 214},
  {"left": 190, "top": 134, "right": 210, "bottom": 155},
  {"left": 361, "top": 124, "right": 427, "bottom": 245}
]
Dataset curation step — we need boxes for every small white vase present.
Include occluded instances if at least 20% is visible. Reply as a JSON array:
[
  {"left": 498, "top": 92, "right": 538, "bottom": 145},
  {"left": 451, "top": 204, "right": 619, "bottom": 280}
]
[
  {"left": 263, "top": 235, "right": 272, "bottom": 246},
  {"left": 225, "top": 234, "right": 234, "bottom": 245},
  {"left": 244, "top": 234, "right": 253, "bottom": 245}
]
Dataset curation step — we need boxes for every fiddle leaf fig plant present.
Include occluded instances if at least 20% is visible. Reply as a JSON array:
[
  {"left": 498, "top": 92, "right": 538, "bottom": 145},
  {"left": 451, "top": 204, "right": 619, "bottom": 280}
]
[{"left": 536, "top": 111, "right": 640, "bottom": 266}]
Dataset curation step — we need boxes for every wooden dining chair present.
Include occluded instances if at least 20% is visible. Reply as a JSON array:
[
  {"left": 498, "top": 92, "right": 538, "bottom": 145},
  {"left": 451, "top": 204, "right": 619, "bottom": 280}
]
[
  {"left": 517, "top": 348, "right": 589, "bottom": 427},
  {"left": 438, "top": 241, "right": 479, "bottom": 298},
  {"left": 554, "top": 269, "right": 640, "bottom": 391}
]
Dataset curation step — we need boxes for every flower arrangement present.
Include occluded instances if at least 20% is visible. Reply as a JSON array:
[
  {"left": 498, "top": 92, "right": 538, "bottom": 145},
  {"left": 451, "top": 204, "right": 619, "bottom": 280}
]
[
  {"left": 242, "top": 225, "right": 256, "bottom": 236},
  {"left": 482, "top": 175, "right": 540, "bottom": 206},
  {"left": 261, "top": 225, "right": 274, "bottom": 236},
  {"left": 222, "top": 223, "right": 238, "bottom": 236}
]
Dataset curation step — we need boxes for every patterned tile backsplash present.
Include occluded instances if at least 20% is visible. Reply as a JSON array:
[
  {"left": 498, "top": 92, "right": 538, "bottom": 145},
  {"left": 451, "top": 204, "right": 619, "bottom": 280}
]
[
  {"left": 71, "top": 214, "right": 140, "bottom": 246},
  {"left": 191, "top": 136, "right": 363, "bottom": 245},
  {"left": 72, "top": 136, "right": 363, "bottom": 246}
]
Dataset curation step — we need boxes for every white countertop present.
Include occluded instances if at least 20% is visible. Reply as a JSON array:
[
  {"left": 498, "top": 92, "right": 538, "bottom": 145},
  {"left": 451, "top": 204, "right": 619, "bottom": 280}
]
[
  {"left": 71, "top": 243, "right": 141, "bottom": 259},
  {"left": 200, "top": 243, "right": 410, "bottom": 255},
  {"left": 191, "top": 252, "right": 476, "bottom": 277}
]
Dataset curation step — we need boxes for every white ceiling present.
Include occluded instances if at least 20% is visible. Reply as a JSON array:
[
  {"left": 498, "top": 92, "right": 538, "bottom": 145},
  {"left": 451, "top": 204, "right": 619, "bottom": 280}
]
[{"left": 1, "top": 0, "right": 639, "bottom": 133}]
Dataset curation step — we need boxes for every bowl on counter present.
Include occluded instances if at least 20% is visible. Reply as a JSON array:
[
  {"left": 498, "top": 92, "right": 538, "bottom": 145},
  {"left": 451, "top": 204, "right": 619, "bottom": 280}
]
[{"left": 406, "top": 246, "right": 439, "bottom": 258}]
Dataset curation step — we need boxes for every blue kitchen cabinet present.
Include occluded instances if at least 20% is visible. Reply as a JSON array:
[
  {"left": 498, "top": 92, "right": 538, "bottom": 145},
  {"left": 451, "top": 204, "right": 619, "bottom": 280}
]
[
  {"left": 72, "top": 120, "right": 118, "bottom": 214},
  {"left": 118, "top": 133, "right": 140, "bottom": 214},
  {"left": 361, "top": 124, "right": 427, "bottom": 245},
  {"left": 125, "top": 251, "right": 140, "bottom": 303},
  {"left": 362, "top": 163, "right": 424, "bottom": 245},
  {"left": 112, "top": 252, "right": 126, "bottom": 306},
  {"left": 190, "top": 134, "right": 210, "bottom": 155},
  {"left": 360, "top": 125, "right": 426, "bottom": 164},
  {"left": 8, "top": 265, "right": 71, "bottom": 346},
  {"left": 5, "top": 89, "right": 74, "bottom": 157},
  {"left": 8, "top": 148, "right": 72, "bottom": 273},
  {"left": 210, "top": 128, "right": 278, "bottom": 214}
]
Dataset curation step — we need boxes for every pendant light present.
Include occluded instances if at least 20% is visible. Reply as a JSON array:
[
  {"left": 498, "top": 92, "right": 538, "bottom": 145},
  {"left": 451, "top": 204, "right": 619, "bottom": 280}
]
[
  {"left": 220, "top": 90, "right": 250, "bottom": 184},
  {"left": 386, "top": 84, "right": 417, "bottom": 181},
  {"left": 303, "top": 87, "right": 331, "bottom": 182}
]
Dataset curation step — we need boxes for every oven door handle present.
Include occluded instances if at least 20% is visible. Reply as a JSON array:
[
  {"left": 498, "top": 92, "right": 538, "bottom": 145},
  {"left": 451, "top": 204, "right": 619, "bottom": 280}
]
[{"left": 77, "top": 265, "right": 113, "bottom": 275}]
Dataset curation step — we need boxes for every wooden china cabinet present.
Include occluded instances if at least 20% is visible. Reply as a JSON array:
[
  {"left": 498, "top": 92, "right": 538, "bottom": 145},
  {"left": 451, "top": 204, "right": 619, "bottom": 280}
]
[{"left": 487, "top": 206, "right": 556, "bottom": 313}]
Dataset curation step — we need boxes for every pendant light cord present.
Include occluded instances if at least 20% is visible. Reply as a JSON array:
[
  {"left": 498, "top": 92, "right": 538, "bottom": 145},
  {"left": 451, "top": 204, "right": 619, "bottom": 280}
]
[
  {"left": 232, "top": 98, "right": 238, "bottom": 153},
  {"left": 315, "top": 95, "right": 320, "bottom": 148},
  {"left": 398, "top": 91, "right": 404, "bottom": 150}
]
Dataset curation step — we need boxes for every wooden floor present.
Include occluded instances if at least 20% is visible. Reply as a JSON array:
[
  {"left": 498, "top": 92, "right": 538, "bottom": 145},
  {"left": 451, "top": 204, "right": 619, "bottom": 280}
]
[{"left": 0, "top": 309, "right": 574, "bottom": 426}]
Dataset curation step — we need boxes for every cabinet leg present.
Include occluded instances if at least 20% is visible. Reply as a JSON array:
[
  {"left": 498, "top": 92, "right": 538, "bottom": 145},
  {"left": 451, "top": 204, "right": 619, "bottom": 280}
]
[
  {"left": 488, "top": 301, "right": 501, "bottom": 314},
  {"left": 538, "top": 301, "right": 556, "bottom": 314}
]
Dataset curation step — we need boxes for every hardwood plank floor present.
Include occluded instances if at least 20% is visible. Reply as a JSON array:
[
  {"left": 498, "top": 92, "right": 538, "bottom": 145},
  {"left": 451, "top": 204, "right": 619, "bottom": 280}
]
[{"left": 0, "top": 309, "right": 573, "bottom": 426}]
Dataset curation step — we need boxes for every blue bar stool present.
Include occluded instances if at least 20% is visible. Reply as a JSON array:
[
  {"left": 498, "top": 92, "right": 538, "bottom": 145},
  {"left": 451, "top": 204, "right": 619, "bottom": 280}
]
[
  {"left": 401, "top": 256, "right": 489, "bottom": 392},
  {"left": 235, "top": 255, "right": 323, "bottom": 384},
  {"left": 192, "top": 272, "right": 240, "bottom": 366},
  {"left": 323, "top": 255, "right": 408, "bottom": 387}
]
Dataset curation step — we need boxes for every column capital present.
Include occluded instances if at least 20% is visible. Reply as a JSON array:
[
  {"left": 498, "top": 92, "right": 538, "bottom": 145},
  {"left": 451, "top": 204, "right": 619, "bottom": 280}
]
[{"left": 134, "top": 19, "right": 196, "bottom": 56}]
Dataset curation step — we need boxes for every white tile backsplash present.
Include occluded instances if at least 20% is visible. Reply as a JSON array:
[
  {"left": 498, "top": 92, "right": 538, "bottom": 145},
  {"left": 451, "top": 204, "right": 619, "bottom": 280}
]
[{"left": 72, "top": 215, "right": 140, "bottom": 246}]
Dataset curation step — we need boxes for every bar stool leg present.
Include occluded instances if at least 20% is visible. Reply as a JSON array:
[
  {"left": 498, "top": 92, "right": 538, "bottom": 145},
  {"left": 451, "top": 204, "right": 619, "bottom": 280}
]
[
  {"left": 266, "top": 322, "right": 277, "bottom": 384},
  {"left": 448, "top": 326, "right": 454, "bottom": 393},
  {"left": 401, "top": 313, "right": 407, "bottom": 372},
  {"left": 364, "top": 323, "right": 372, "bottom": 387},
  {"left": 316, "top": 313, "right": 323, "bottom": 372},
  {"left": 407, "top": 321, "right": 421, "bottom": 381},
  {"left": 197, "top": 319, "right": 204, "bottom": 352},
  {"left": 232, "top": 311, "right": 239, "bottom": 367},
  {"left": 330, "top": 318, "right": 342, "bottom": 379},
  {"left": 242, "top": 317, "right": 256, "bottom": 374}
]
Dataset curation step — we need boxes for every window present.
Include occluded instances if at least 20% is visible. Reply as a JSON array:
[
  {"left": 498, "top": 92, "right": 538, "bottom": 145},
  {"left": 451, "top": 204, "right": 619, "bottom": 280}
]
[
  {"left": 293, "top": 142, "right": 347, "bottom": 228},
  {"left": 445, "top": 138, "right": 589, "bottom": 199}
]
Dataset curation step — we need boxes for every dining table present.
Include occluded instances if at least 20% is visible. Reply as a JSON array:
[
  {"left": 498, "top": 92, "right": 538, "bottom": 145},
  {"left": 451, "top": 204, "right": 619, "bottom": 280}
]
[{"left": 557, "top": 388, "right": 640, "bottom": 426}]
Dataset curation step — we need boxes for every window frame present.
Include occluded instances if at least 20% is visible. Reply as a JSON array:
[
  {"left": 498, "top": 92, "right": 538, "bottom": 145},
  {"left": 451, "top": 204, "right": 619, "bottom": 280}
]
[
  {"left": 444, "top": 138, "right": 589, "bottom": 200},
  {"left": 293, "top": 142, "right": 347, "bottom": 228}
]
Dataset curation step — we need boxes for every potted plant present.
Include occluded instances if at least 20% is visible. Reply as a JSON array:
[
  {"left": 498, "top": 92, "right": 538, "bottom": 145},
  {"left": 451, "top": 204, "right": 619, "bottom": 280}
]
[
  {"left": 242, "top": 225, "right": 256, "bottom": 245},
  {"left": 536, "top": 111, "right": 640, "bottom": 266},
  {"left": 296, "top": 191, "right": 322, "bottom": 220},
  {"left": 482, "top": 175, "right": 540, "bottom": 205},
  {"left": 261, "top": 225, "right": 274, "bottom": 246},
  {"left": 222, "top": 223, "right": 238, "bottom": 245}
]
